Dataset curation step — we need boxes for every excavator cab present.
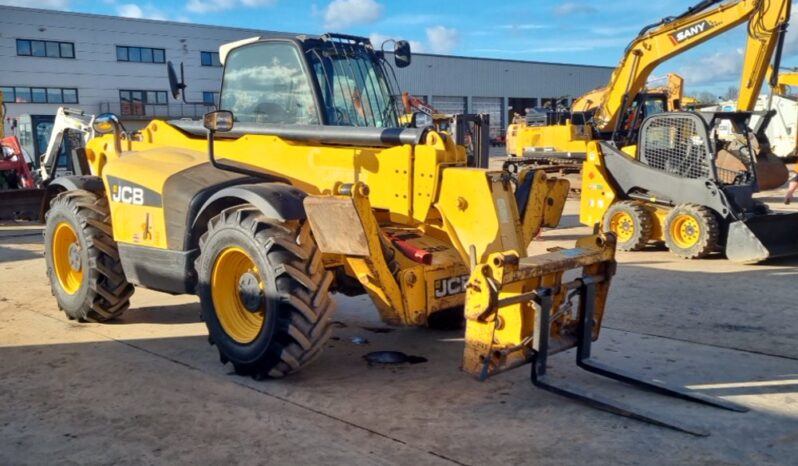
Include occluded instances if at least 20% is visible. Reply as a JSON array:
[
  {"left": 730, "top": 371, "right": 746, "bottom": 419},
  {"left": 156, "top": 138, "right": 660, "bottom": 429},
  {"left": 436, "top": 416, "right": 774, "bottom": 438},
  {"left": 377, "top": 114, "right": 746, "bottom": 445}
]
[{"left": 615, "top": 92, "right": 669, "bottom": 144}]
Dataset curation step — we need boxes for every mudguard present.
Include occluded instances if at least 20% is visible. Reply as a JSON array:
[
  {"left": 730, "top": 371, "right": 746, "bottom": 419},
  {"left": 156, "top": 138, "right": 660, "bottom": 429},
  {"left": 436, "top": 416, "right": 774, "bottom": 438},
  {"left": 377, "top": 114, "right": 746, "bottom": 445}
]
[
  {"left": 40, "top": 175, "right": 105, "bottom": 220},
  {"left": 193, "top": 183, "right": 307, "bottom": 230}
]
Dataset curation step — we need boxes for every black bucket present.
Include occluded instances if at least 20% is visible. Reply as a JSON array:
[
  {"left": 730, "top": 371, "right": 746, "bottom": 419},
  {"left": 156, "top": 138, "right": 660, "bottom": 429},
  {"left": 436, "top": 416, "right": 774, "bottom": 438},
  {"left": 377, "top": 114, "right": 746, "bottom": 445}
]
[
  {"left": 0, "top": 189, "right": 44, "bottom": 222},
  {"left": 725, "top": 212, "right": 798, "bottom": 264}
]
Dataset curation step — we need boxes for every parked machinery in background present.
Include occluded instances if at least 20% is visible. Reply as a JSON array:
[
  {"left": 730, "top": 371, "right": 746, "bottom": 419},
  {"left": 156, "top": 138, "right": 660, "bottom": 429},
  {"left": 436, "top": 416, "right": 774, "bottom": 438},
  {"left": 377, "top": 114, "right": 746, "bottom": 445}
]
[
  {"left": 581, "top": 0, "right": 798, "bottom": 263},
  {"left": 0, "top": 108, "right": 93, "bottom": 220},
  {"left": 505, "top": 74, "right": 686, "bottom": 167}
]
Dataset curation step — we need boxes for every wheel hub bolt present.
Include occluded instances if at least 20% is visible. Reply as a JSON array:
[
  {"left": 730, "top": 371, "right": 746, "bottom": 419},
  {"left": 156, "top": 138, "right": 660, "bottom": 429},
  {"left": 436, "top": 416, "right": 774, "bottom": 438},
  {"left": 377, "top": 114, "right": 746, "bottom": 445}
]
[
  {"left": 68, "top": 243, "right": 81, "bottom": 271},
  {"left": 238, "top": 272, "right": 263, "bottom": 312}
]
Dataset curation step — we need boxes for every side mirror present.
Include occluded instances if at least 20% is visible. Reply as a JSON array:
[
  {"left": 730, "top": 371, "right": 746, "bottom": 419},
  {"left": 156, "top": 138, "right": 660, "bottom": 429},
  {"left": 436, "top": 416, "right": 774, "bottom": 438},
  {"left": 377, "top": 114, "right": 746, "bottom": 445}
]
[
  {"left": 203, "top": 110, "right": 234, "bottom": 133},
  {"left": 394, "top": 40, "right": 411, "bottom": 68},
  {"left": 93, "top": 113, "right": 120, "bottom": 134},
  {"left": 167, "top": 61, "right": 187, "bottom": 100},
  {"left": 92, "top": 113, "right": 124, "bottom": 155}
]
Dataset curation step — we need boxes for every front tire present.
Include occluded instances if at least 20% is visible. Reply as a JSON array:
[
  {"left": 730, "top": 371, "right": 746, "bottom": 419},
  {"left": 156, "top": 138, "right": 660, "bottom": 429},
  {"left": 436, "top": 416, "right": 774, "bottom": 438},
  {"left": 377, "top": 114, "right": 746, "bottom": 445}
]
[
  {"left": 602, "top": 201, "right": 653, "bottom": 251},
  {"left": 663, "top": 204, "right": 720, "bottom": 259},
  {"left": 196, "top": 206, "right": 335, "bottom": 378},
  {"left": 44, "top": 190, "right": 134, "bottom": 321}
]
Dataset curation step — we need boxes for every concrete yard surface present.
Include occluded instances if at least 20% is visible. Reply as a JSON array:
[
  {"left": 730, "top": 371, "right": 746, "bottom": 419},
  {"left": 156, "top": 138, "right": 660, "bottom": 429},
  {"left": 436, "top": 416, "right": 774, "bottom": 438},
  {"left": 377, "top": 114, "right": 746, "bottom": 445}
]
[{"left": 1, "top": 192, "right": 797, "bottom": 465}]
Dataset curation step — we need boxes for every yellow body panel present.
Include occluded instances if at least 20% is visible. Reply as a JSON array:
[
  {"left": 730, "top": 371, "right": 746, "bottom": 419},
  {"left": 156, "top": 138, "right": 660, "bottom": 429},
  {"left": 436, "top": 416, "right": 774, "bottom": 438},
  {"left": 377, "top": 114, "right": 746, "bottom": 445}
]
[
  {"left": 87, "top": 120, "right": 458, "bottom": 249},
  {"left": 83, "top": 118, "right": 611, "bottom": 379},
  {"left": 506, "top": 120, "right": 591, "bottom": 158},
  {"left": 579, "top": 142, "right": 673, "bottom": 243},
  {"left": 579, "top": 142, "right": 617, "bottom": 227}
]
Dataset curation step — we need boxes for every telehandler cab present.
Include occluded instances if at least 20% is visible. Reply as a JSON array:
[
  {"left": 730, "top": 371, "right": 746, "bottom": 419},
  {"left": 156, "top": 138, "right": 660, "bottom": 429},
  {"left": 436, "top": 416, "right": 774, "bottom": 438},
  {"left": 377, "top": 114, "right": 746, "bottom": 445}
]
[{"left": 42, "top": 33, "right": 743, "bottom": 435}]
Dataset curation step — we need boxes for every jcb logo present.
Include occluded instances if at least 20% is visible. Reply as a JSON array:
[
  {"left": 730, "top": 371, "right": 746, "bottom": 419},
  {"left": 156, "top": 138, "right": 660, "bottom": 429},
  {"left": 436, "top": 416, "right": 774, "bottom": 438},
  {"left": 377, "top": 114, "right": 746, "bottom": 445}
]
[
  {"left": 112, "top": 186, "right": 145, "bottom": 205},
  {"left": 106, "top": 175, "right": 162, "bottom": 208},
  {"left": 434, "top": 274, "right": 470, "bottom": 298}
]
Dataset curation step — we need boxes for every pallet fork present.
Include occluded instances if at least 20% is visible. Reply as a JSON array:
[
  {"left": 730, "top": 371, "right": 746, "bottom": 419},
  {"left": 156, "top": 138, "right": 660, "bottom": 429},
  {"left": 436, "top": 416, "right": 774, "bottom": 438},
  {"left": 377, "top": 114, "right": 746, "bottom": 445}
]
[{"left": 530, "top": 277, "right": 747, "bottom": 436}]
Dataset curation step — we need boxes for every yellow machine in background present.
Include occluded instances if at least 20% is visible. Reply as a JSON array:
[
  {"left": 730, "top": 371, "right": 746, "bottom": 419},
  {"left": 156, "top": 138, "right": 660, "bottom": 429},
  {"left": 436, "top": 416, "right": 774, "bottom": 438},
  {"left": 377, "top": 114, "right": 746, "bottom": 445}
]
[
  {"left": 39, "top": 32, "right": 743, "bottom": 435},
  {"left": 505, "top": 73, "right": 685, "bottom": 164},
  {"left": 581, "top": 0, "right": 798, "bottom": 263}
]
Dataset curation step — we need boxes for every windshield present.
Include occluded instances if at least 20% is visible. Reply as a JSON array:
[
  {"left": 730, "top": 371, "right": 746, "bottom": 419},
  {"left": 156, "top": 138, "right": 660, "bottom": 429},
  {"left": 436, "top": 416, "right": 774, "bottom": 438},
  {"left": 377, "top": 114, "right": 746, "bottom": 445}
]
[
  {"left": 643, "top": 97, "right": 667, "bottom": 116},
  {"left": 307, "top": 43, "right": 400, "bottom": 128},
  {"left": 220, "top": 42, "right": 320, "bottom": 125}
]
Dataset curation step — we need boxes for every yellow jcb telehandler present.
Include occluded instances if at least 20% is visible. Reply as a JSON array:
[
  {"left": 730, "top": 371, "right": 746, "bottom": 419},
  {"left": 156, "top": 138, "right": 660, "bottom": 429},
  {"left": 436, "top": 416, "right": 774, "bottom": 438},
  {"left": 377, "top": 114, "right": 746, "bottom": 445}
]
[{"left": 41, "top": 33, "right": 743, "bottom": 435}]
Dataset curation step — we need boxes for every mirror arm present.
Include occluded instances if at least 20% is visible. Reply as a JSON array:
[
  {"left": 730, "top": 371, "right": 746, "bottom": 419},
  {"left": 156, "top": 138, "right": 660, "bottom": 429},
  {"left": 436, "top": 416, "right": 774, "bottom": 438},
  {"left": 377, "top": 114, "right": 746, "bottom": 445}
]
[{"left": 207, "top": 129, "right": 217, "bottom": 167}]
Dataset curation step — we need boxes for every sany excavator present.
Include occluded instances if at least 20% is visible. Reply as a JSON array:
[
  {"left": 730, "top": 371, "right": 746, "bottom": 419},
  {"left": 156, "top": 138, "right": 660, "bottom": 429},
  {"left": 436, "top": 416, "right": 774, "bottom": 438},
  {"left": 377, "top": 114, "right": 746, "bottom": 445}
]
[
  {"left": 581, "top": 0, "right": 798, "bottom": 263},
  {"left": 37, "top": 32, "right": 744, "bottom": 435},
  {"left": 505, "top": 73, "right": 686, "bottom": 166}
]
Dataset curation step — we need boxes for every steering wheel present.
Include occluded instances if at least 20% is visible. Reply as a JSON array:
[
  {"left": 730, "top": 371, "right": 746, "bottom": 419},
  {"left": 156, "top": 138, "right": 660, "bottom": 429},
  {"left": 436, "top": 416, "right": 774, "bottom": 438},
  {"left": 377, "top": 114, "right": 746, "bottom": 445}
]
[{"left": 332, "top": 106, "right": 353, "bottom": 126}]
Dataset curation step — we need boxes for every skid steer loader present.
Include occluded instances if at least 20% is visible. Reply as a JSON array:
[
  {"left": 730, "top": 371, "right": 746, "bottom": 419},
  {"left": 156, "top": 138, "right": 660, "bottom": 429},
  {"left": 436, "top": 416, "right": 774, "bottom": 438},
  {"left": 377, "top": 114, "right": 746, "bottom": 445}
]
[
  {"left": 41, "top": 33, "right": 744, "bottom": 435},
  {"left": 582, "top": 111, "right": 798, "bottom": 263}
]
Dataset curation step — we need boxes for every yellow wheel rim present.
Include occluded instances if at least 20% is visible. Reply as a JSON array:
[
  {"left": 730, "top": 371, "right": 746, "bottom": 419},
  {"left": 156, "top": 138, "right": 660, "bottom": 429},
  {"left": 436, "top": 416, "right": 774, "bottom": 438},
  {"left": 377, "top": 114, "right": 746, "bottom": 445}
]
[
  {"left": 52, "top": 222, "right": 83, "bottom": 295},
  {"left": 609, "top": 211, "right": 635, "bottom": 243},
  {"left": 211, "top": 247, "right": 265, "bottom": 344},
  {"left": 670, "top": 214, "right": 701, "bottom": 249}
]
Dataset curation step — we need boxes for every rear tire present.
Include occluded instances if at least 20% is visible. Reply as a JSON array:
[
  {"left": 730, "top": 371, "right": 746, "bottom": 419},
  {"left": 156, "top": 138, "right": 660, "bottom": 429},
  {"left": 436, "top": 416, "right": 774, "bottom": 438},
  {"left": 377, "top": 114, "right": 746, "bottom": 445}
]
[
  {"left": 663, "top": 204, "right": 720, "bottom": 259},
  {"left": 44, "top": 190, "right": 133, "bottom": 321},
  {"left": 196, "top": 206, "right": 335, "bottom": 378},
  {"left": 602, "top": 201, "right": 653, "bottom": 251}
]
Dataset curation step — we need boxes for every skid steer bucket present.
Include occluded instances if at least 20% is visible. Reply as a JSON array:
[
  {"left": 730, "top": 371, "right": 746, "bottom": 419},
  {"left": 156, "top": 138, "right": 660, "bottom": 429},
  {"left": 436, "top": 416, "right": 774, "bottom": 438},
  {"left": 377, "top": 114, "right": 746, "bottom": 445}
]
[
  {"left": 726, "top": 212, "right": 798, "bottom": 263},
  {"left": 0, "top": 189, "right": 45, "bottom": 221}
]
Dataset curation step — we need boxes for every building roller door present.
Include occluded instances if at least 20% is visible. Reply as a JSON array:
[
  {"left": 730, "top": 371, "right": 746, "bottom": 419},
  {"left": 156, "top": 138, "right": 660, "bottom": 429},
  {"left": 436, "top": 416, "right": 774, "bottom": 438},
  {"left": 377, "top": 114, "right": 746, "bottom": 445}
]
[
  {"left": 472, "top": 97, "right": 502, "bottom": 137},
  {"left": 431, "top": 96, "right": 466, "bottom": 115}
]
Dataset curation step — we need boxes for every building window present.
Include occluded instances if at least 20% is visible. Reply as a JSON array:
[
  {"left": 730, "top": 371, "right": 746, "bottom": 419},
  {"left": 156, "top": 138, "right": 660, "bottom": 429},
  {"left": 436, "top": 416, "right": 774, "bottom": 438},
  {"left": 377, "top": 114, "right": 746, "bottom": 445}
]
[
  {"left": 202, "top": 91, "right": 219, "bottom": 106},
  {"left": 0, "top": 86, "right": 78, "bottom": 104},
  {"left": 116, "top": 46, "right": 166, "bottom": 64},
  {"left": 119, "top": 89, "right": 168, "bottom": 116},
  {"left": 201, "top": 51, "right": 221, "bottom": 67},
  {"left": 16, "top": 39, "right": 75, "bottom": 59}
]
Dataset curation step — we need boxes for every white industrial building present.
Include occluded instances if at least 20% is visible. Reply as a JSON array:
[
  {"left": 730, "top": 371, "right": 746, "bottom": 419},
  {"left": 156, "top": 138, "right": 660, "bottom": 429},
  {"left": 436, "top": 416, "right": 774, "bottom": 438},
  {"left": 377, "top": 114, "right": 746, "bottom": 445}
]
[{"left": 1, "top": 5, "right": 613, "bottom": 136}]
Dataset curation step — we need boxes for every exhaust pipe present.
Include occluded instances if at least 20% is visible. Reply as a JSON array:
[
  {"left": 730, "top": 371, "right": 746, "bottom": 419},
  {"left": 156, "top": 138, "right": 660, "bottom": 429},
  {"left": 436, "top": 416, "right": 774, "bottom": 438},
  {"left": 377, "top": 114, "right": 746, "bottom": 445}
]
[{"left": 725, "top": 212, "right": 798, "bottom": 263}]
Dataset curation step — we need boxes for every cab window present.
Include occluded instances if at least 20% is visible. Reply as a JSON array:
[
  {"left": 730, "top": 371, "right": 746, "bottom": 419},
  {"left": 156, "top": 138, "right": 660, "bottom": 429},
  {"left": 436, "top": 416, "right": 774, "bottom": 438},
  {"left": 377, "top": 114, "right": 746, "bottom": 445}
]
[{"left": 220, "top": 42, "right": 319, "bottom": 125}]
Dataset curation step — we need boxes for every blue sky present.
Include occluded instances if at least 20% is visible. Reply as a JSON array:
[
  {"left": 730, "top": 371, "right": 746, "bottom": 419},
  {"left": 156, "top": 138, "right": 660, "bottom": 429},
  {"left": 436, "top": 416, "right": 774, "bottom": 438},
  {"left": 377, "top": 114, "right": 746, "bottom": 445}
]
[{"left": 5, "top": 0, "right": 798, "bottom": 96}]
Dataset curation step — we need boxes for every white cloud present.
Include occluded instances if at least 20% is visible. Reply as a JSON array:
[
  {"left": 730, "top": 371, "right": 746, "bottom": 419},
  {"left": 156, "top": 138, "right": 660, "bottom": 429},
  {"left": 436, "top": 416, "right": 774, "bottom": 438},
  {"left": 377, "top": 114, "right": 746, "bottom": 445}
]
[
  {"left": 553, "top": 2, "right": 597, "bottom": 16},
  {"left": 369, "top": 32, "right": 424, "bottom": 54},
  {"left": 117, "top": 3, "right": 142, "bottom": 17},
  {"left": 474, "top": 46, "right": 591, "bottom": 54},
  {"left": 498, "top": 24, "right": 549, "bottom": 30},
  {"left": 185, "top": 0, "right": 275, "bottom": 14},
  {"left": 425, "top": 26, "right": 458, "bottom": 54},
  {"left": 0, "top": 0, "right": 70, "bottom": 7},
  {"left": 117, "top": 3, "right": 167, "bottom": 20},
  {"left": 323, "top": 0, "right": 383, "bottom": 30},
  {"left": 679, "top": 49, "right": 744, "bottom": 85},
  {"left": 240, "top": 0, "right": 276, "bottom": 6},
  {"left": 186, "top": 0, "right": 236, "bottom": 13},
  {"left": 782, "top": 4, "right": 798, "bottom": 57}
]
